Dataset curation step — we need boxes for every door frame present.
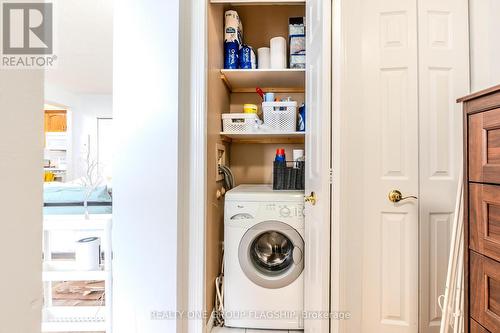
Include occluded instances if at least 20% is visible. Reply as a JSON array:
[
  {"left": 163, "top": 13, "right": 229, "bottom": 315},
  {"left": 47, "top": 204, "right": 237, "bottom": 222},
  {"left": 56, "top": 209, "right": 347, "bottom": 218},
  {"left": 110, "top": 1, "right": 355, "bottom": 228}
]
[
  {"left": 178, "top": 0, "right": 208, "bottom": 332},
  {"left": 179, "top": 0, "right": 339, "bottom": 332},
  {"left": 330, "top": 0, "right": 343, "bottom": 332}
]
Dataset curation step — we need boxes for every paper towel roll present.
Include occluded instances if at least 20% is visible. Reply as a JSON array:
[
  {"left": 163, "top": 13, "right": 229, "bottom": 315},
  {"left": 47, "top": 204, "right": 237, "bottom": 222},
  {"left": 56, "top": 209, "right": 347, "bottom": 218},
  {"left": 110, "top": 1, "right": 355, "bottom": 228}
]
[
  {"left": 257, "top": 47, "right": 270, "bottom": 69},
  {"left": 270, "top": 37, "right": 287, "bottom": 69},
  {"left": 224, "top": 10, "right": 242, "bottom": 44},
  {"left": 224, "top": 10, "right": 243, "bottom": 69},
  {"left": 75, "top": 237, "right": 101, "bottom": 271}
]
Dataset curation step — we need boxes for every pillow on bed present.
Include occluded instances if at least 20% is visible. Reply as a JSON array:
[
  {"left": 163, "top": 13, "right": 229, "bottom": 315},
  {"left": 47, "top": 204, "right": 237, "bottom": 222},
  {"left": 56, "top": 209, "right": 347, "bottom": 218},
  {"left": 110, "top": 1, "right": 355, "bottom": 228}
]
[{"left": 44, "top": 184, "right": 112, "bottom": 203}]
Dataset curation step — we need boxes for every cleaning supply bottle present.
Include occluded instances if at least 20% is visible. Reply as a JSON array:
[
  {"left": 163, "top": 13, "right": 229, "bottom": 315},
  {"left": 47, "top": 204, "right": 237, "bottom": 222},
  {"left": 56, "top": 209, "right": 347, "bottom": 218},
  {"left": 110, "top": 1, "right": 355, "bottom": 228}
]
[
  {"left": 275, "top": 148, "right": 286, "bottom": 162},
  {"left": 293, "top": 149, "right": 304, "bottom": 168},
  {"left": 298, "top": 103, "right": 306, "bottom": 131}
]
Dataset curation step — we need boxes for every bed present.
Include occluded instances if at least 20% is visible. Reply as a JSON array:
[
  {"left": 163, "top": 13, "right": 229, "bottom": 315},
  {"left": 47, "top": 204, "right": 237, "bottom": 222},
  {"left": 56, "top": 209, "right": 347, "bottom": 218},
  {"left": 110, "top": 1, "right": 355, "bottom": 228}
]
[{"left": 44, "top": 183, "right": 112, "bottom": 215}]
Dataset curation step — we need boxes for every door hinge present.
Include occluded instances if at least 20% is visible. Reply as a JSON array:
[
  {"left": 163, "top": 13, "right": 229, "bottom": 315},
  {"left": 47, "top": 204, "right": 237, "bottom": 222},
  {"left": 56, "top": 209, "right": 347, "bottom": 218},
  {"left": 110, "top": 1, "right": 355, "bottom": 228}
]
[{"left": 329, "top": 168, "right": 333, "bottom": 184}]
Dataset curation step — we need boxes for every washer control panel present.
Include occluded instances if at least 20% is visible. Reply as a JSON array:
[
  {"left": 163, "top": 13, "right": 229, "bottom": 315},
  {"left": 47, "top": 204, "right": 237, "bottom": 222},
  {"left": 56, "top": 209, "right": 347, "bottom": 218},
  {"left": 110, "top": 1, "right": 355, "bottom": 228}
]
[
  {"left": 225, "top": 201, "right": 304, "bottom": 224},
  {"left": 262, "top": 202, "right": 305, "bottom": 218}
]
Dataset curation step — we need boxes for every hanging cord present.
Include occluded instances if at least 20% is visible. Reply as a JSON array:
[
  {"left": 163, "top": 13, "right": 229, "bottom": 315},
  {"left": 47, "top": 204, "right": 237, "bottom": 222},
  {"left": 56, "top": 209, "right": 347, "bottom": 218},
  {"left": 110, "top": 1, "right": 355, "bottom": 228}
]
[
  {"left": 213, "top": 167, "right": 231, "bottom": 327},
  {"left": 214, "top": 248, "right": 225, "bottom": 327},
  {"left": 218, "top": 165, "right": 235, "bottom": 190}
]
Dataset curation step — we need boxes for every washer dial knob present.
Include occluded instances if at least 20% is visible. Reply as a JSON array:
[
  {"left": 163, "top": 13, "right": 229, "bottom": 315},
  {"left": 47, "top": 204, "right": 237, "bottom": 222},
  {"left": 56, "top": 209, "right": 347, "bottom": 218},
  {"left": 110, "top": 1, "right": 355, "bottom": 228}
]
[{"left": 280, "top": 206, "right": 291, "bottom": 217}]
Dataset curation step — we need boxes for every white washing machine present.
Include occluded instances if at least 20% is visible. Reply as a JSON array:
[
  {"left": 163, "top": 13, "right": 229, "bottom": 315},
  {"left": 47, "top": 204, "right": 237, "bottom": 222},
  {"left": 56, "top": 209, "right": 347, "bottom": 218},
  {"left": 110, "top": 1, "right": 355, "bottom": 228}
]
[{"left": 224, "top": 185, "right": 304, "bottom": 330}]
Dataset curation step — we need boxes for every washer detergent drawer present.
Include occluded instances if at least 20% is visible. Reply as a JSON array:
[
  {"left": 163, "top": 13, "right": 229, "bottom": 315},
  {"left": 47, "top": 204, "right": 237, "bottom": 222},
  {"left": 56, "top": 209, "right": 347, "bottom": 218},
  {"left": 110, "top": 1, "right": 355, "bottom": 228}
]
[{"left": 225, "top": 202, "right": 259, "bottom": 222}]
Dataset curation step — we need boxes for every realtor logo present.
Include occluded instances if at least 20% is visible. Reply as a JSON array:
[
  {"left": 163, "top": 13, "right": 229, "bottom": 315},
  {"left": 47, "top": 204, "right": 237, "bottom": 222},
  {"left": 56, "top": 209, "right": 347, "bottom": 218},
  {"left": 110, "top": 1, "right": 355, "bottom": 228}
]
[
  {"left": 3, "top": 2, "right": 53, "bottom": 54},
  {"left": 1, "top": 1, "right": 56, "bottom": 67}
]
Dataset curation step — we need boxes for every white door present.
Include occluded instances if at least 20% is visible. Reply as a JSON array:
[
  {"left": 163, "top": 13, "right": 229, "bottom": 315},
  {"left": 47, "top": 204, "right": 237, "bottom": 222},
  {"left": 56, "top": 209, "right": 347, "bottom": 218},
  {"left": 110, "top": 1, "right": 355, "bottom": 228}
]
[
  {"left": 417, "top": 0, "right": 469, "bottom": 331},
  {"left": 361, "top": 0, "right": 420, "bottom": 332},
  {"left": 360, "top": 0, "right": 468, "bottom": 332},
  {"left": 304, "top": 0, "right": 332, "bottom": 332}
]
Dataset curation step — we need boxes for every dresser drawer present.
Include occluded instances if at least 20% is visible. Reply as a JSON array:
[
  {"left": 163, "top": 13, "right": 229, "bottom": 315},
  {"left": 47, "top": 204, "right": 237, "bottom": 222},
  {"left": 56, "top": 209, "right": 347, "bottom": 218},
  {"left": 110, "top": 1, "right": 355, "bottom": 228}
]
[
  {"left": 470, "top": 251, "right": 500, "bottom": 332},
  {"left": 469, "top": 108, "right": 500, "bottom": 184},
  {"left": 470, "top": 183, "right": 500, "bottom": 262},
  {"left": 471, "top": 319, "right": 490, "bottom": 333}
]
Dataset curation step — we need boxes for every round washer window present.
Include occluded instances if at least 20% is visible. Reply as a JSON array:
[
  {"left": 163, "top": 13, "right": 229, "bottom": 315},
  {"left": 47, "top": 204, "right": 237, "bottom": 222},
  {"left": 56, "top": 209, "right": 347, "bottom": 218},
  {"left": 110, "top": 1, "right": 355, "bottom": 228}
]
[
  {"left": 238, "top": 221, "right": 304, "bottom": 289},
  {"left": 250, "top": 231, "right": 294, "bottom": 276}
]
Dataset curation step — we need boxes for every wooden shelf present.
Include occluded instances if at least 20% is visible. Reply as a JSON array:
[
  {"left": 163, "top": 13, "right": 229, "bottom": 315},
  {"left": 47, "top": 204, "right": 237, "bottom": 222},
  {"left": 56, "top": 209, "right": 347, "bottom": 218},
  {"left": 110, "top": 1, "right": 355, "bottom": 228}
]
[
  {"left": 220, "top": 69, "right": 305, "bottom": 93},
  {"left": 211, "top": 0, "right": 304, "bottom": 4},
  {"left": 221, "top": 131, "right": 305, "bottom": 144}
]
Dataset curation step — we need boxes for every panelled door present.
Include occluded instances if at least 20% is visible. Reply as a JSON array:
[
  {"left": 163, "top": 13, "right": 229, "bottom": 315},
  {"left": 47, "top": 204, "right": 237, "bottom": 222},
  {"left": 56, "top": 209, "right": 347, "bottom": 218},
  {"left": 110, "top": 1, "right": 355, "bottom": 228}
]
[
  {"left": 417, "top": 0, "right": 469, "bottom": 331},
  {"left": 360, "top": 0, "right": 468, "bottom": 332},
  {"left": 361, "top": 0, "right": 419, "bottom": 332},
  {"left": 304, "top": 0, "right": 332, "bottom": 332}
]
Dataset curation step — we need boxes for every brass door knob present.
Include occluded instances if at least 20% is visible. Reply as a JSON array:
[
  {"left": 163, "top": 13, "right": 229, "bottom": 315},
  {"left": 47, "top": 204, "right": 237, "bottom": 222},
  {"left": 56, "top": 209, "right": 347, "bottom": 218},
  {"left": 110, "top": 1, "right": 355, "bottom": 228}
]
[
  {"left": 305, "top": 192, "right": 317, "bottom": 205},
  {"left": 388, "top": 190, "right": 418, "bottom": 203}
]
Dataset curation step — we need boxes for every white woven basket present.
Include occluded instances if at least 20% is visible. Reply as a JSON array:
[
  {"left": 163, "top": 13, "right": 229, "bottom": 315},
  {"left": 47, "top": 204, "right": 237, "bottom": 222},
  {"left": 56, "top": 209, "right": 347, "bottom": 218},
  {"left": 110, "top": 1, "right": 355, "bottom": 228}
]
[
  {"left": 222, "top": 113, "right": 260, "bottom": 133},
  {"left": 262, "top": 101, "right": 297, "bottom": 132}
]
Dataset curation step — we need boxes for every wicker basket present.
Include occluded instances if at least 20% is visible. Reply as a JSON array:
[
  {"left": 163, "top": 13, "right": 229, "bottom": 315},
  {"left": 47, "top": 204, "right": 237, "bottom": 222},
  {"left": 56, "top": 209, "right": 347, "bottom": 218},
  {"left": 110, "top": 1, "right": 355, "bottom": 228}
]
[
  {"left": 222, "top": 113, "right": 260, "bottom": 133},
  {"left": 262, "top": 101, "right": 297, "bottom": 132}
]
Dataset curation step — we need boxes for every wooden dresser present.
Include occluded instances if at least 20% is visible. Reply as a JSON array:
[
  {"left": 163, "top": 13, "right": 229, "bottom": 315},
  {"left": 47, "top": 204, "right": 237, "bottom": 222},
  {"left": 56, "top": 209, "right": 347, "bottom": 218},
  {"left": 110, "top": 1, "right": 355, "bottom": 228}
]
[{"left": 459, "top": 84, "right": 500, "bottom": 333}]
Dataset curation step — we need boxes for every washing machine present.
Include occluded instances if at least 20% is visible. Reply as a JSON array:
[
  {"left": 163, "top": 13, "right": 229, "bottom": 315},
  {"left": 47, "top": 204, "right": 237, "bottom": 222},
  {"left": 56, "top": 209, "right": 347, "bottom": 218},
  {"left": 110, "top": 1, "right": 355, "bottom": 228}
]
[{"left": 224, "top": 184, "right": 304, "bottom": 330}]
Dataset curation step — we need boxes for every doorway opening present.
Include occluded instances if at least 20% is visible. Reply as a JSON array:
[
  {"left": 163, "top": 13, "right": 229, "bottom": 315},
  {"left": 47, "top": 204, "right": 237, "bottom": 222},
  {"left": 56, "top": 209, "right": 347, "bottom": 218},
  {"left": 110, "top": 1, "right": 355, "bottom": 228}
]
[{"left": 41, "top": 0, "right": 113, "bottom": 331}]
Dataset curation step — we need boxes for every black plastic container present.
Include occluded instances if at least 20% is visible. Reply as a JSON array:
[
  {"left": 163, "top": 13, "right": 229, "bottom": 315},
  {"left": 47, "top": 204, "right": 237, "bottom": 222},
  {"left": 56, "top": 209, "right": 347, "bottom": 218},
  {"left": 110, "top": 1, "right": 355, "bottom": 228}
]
[{"left": 273, "top": 161, "right": 305, "bottom": 190}]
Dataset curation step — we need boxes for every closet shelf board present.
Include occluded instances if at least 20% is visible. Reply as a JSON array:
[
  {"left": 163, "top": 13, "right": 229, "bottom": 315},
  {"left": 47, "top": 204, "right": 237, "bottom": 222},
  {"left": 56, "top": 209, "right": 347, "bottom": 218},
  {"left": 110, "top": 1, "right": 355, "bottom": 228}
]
[
  {"left": 220, "top": 69, "right": 305, "bottom": 93},
  {"left": 220, "top": 131, "right": 305, "bottom": 143}
]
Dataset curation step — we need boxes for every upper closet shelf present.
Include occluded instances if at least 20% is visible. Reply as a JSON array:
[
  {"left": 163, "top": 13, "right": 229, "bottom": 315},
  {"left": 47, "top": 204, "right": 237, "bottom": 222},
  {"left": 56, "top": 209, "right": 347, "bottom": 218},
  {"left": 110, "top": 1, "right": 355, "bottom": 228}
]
[
  {"left": 220, "top": 69, "right": 305, "bottom": 93},
  {"left": 220, "top": 131, "right": 305, "bottom": 144},
  {"left": 211, "top": 0, "right": 304, "bottom": 4}
]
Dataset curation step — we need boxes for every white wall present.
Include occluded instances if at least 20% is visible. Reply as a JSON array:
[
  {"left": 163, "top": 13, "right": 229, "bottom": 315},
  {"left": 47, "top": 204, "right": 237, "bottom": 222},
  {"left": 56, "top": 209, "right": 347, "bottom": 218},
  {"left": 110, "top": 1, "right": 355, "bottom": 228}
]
[
  {"left": 0, "top": 71, "right": 44, "bottom": 332},
  {"left": 73, "top": 94, "right": 113, "bottom": 180},
  {"left": 113, "top": 0, "right": 180, "bottom": 332},
  {"left": 45, "top": 84, "right": 112, "bottom": 181},
  {"left": 470, "top": 0, "right": 500, "bottom": 91}
]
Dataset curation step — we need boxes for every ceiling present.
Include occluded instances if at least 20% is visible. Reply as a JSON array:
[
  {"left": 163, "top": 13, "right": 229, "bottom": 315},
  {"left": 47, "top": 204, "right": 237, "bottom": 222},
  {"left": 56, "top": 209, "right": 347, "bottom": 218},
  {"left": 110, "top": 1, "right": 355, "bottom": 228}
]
[{"left": 45, "top": 0, "right": 113, "bottom": 95}]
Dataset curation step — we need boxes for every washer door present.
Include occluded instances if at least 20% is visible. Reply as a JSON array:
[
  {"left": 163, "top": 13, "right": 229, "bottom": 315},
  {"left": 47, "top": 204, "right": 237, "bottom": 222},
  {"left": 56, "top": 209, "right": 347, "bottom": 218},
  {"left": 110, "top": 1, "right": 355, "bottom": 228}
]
[{"left": 238, "top": 220, "right": 304, "bottom": 289}]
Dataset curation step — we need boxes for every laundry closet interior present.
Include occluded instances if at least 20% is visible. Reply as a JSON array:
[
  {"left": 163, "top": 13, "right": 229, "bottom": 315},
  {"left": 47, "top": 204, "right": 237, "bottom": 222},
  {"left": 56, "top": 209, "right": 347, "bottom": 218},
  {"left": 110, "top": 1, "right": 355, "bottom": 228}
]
[{"left": 204, "top": 0, "right": 311, "bottom": 326}]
